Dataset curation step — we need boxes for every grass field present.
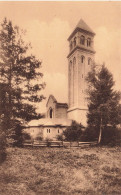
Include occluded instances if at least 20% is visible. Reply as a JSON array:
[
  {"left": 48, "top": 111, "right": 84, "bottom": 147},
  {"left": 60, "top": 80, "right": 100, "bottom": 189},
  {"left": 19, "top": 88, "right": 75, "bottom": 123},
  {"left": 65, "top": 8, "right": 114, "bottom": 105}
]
[{"left": 0, "top": 146, "right": 121, "bottom": 195}]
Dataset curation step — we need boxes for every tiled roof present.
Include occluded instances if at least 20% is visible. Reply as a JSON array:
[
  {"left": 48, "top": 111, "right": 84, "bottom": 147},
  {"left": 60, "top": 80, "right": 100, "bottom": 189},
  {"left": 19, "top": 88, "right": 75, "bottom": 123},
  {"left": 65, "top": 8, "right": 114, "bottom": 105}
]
[{"left": 27, "top": 118, "right": 72, "bottom": 127}]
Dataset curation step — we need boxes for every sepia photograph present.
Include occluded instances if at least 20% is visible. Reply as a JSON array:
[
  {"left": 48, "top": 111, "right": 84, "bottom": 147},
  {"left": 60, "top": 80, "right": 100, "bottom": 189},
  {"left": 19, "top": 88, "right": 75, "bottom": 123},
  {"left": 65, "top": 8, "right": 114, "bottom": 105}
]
[{"left": 0, "top": 1, "right": 121, "bottom": 195}]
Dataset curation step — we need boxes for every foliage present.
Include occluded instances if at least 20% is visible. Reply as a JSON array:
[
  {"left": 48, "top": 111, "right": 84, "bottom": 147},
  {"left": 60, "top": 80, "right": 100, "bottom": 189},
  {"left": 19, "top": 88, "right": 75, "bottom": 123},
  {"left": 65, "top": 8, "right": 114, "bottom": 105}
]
[
  {"left": 22, "top": 132, "right": 31, "bottom": 140},
  {"left": 11, "top": 122, "right": 24, "bottom": 147},
  {"left": 101, "top": 126, "right": 121, "bottom": 146},
  {"left": 0, "top": 18, "right": 45, "bottom": 146},
  {"left": 86, "top": 64, "right": 121, "bottom": 143},
  {"left": 45, "top": 138, "right": 53, "bottom": 147},
  {"left": 0, "top": 123, "right": 6, "bottom": 164},
  {"left": 56, "top": 134, "right": 64, "bottom": 141},
  {"left": 35, "top": 136, "right": 43, "bottom": 141},
  {"left": 63, "top": 120, "right": 83, "bottom": 141},
  {"left": 81, "top": 126, "right": 98, "bottom": 142}
]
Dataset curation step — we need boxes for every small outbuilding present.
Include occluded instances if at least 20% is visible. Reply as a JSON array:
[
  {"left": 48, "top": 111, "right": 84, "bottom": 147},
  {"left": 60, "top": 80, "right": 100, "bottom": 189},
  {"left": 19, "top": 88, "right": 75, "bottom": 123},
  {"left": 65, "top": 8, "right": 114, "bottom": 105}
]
[{"left": 24, "top": 95, "right": 71, "bottom": 140}]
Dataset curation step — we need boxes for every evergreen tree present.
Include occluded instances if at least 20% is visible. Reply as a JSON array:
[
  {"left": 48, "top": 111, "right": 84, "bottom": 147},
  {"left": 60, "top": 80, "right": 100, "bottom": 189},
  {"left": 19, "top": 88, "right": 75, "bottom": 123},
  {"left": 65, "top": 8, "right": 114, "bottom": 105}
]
[
  {"left": 0, "top": 18, "right": 45, "bottom": 140},
  {"left": 86, "top": 64, "right": 121, "bottom": 143}
]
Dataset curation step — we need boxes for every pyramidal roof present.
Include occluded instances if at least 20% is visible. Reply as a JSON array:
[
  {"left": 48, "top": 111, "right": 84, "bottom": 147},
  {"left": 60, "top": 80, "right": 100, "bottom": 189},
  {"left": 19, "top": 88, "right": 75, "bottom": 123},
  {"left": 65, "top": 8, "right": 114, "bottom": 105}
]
[
  {"left": 68, "top": 19, "right": 95, "bottom": 40},
  {"left": 75, "top": 19, "right": 95, "bottom": 34}
]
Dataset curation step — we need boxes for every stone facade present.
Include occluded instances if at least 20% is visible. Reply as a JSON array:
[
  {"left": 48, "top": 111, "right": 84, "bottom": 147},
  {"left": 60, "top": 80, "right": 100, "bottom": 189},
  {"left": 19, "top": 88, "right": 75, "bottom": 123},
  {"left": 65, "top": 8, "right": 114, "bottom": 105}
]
[
  {"left": 24, "top": 118, "right": 71, "bottom": 140},
  {"left": 46, "top": 95, "right": 68, "bottom": 119},
  {"left": 67, "top": 19, "right": 95, "bottom": 125}
]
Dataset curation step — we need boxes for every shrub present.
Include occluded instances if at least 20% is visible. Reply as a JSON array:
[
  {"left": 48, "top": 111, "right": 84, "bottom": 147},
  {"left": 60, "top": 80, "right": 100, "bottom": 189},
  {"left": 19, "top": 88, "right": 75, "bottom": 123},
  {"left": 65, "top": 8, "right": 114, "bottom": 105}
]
[
  {"left": 45, "top": 138, "right": 53, "bottom": 147},
  {"left": 22, "top": 132, "right": 31, "bottom": 140},
  {"left": 56, "top": 134, "right": 64, "bottom": 141},
  {"left": 63, "top": 121, "right": 83, "bottom": 141},
  {"left": 101, "top": 126, "right": 121, "bottom": 146},
  {"left": 35, "top": 136, "right": 43, "bottom": 141},
  {"left": 81, "top": 126, "right": 98, "bottom": 142}
]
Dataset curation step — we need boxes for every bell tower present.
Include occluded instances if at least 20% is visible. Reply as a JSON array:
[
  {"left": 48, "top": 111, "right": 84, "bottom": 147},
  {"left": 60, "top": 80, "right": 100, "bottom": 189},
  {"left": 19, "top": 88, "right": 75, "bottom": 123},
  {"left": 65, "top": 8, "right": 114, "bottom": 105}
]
[{"left": 67, "top": 19, "right": 95, "bottom": 126}]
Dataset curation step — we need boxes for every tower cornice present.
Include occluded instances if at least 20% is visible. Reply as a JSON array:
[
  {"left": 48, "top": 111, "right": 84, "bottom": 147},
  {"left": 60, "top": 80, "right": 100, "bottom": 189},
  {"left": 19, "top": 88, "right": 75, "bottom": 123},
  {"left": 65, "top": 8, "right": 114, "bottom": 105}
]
[
  {"left": 68, "top": 27, "right": 95, "bottom": 41},
  {"left": 67, "top": 46, "right": 96, "bottom": 58}
]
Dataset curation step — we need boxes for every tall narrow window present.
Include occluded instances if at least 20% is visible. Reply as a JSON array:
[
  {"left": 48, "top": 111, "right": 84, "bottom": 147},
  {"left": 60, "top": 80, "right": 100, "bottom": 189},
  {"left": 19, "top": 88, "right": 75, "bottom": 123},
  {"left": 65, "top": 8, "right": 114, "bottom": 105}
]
[
  {"left": 80, "top": 35, "right": 85, "bottom": 45},
  {"left": 87, "top": 38, "right": 91, "bottom": 47},
  {"left": 49, "top": 108, "right": 53, "bottom": 118},
  {"left": 73, "top": 57, "right": 76, "bottom": 65},
  {"left": 74, "top": 37, "right": 76, "bottom": 47},
  {"left": 70, "top": 41, "right": 73, "bottom": 50},
  {"left": 58, "top": 129, "right": 59, "bottom": 133},
  {"left": 88, "top": 58, "right": 92, "bottom": 65},
  {"left": 81, "top": 56, "right": 85, "bottom": 63}
]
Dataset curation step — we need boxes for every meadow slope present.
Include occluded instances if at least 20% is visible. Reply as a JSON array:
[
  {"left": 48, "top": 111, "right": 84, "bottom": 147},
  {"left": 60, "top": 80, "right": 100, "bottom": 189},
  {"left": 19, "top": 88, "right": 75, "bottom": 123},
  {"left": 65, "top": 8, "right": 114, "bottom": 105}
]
[{"left": 0, "top": 146, "right": 121, "bottom": 195}]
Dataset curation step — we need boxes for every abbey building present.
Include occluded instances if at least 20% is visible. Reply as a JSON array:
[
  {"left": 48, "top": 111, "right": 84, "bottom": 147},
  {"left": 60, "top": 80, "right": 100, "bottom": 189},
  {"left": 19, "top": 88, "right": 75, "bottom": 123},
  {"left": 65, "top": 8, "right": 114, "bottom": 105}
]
[{"left": 25, "top": 19, "right": 96, "bottom": 140}]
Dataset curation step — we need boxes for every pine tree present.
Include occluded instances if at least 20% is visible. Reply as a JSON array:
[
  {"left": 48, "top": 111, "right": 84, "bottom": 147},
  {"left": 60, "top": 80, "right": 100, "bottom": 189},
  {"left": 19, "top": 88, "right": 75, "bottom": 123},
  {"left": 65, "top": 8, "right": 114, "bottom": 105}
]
[
  {"left": 86, "top": 64, "right": 121, "bottom": 143},
  {"left": 0, "top": 18, "right": 45, "bottom": 139}
]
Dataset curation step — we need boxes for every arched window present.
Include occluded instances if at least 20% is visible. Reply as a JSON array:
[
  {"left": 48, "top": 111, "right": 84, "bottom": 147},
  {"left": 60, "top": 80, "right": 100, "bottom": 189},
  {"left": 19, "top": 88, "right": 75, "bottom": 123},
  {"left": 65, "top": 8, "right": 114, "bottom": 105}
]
[
  {"left": 87, "top": 38, "right": 91, "bottom": 47},
  {"left": 69, "top": 61, "right": 72, "bottom": 71},
  {"left": 74, "top": 37, "right": 76, "bottom": 47},
  {"left": 49, "top": 108, "right": 53, "bottom": 118},
  {"left": 80, "top": 35, "right": 85, "bottom": 45},
  {"left": 81, "top": 56, "right": 85, "bottom": 63},
  {"left": 88, "top": 58, "right": 92, "bottom": 65},
  {"left": 73, "top": 57, "right": 76, "bottom": 65},
  {"left": 70, "top": 41, "right": 73, "bottom": 50}
]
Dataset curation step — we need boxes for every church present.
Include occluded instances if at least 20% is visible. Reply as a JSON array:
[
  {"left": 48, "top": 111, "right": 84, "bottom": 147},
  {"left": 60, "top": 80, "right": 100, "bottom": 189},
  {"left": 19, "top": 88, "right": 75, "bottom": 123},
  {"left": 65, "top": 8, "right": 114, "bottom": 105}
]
[{"left": 24, "top": 19, "right": 96, "bottom": 140}]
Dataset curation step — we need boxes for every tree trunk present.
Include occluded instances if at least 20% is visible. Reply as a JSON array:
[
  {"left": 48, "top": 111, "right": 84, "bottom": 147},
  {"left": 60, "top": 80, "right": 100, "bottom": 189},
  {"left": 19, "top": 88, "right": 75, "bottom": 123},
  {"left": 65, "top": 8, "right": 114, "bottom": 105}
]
[{"left": 98, "top": 115, "right": 102, "bottom": 144}]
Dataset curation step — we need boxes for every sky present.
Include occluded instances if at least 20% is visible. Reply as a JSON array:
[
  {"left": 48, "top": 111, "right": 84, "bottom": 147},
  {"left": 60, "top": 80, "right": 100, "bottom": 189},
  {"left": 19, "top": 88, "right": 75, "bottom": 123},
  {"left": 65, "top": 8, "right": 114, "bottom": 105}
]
[{"left": 0, "top": 1, "right": 121, "bottom": 113}]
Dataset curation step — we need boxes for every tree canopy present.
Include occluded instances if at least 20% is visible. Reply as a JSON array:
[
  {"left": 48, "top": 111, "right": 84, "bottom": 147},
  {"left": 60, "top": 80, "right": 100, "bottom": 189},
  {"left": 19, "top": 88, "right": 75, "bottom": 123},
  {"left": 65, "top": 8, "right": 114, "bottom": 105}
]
[{"left": 0, "top": 18, "right": 45, "bottom": 131}]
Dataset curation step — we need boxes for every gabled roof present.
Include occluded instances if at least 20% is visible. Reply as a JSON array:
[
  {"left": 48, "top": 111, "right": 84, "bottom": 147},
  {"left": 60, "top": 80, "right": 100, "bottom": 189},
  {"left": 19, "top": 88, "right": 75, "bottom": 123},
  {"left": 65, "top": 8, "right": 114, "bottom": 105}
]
[
  {"left": 46, "top": 94, "right": 68, "bottom": 108},
  {"left": 46, "top": 95, "right": 57, "bottom": 107}
]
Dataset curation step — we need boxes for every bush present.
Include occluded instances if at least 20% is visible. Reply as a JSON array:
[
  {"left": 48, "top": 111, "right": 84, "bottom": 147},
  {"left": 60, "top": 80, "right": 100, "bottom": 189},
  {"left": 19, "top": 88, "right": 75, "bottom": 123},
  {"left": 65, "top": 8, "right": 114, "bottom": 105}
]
[
  {"left": 45, "top": 138, "right": 53, "bottom": 147},
  {"left": 101, "top": 126, "right": 121, "bottom": 146},
  {"left": 22, "top": 132, "right": 31, "bottom": 140},
  {"left": 56, "top": 134, "right": 64, "bottom": 141},
  {"left": 35, "top": 136, "right": 43, "bottom": 141},
  {"left": 81, "top": 126, "right": 99, "bottom": 142},
  {"left": 63, "top": 121, "right": 83, "bottom": 141}
]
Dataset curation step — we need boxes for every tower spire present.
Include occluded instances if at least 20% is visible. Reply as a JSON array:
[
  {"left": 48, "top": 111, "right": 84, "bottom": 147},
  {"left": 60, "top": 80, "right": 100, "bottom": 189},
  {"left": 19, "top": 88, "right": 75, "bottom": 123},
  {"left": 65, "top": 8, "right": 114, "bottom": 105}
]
[{"left": 75, "top": 19, "right": 95, "bottom": 34}]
